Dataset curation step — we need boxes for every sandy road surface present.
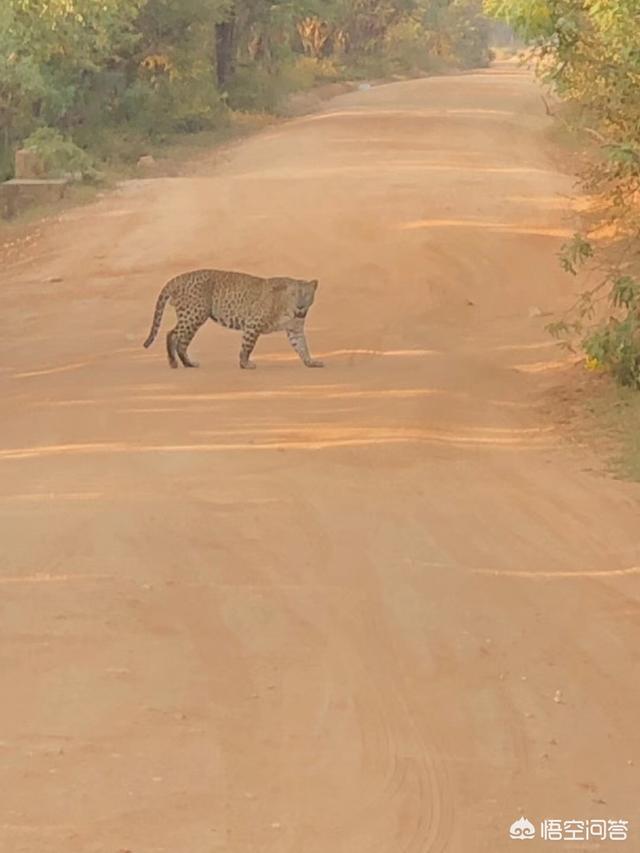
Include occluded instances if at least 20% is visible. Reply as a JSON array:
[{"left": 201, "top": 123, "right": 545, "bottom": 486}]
[{"left": 1, "top": 64, "right": 640, "bottom": 852}]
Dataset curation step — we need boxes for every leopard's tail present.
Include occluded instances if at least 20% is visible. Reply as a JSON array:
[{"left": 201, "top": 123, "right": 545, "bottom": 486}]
[{"left": 143, "top": 283, "right": 172, "bottom": 348}]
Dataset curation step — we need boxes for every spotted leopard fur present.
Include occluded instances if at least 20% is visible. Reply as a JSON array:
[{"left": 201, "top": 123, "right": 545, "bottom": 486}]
[{"left": 143, "top": 269, "right": 323, "bottom": 370}]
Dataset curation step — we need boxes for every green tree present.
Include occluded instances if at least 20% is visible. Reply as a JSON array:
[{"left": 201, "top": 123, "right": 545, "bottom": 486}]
[
  {"left": 485, "top": 0, "right": 640, "bottom": 386},
  {"left": 0, "top": 5, "right": 45, "bottom": 175}
]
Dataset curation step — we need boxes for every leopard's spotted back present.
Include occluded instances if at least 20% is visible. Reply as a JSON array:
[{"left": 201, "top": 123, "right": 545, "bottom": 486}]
[{"left": 143, "top": 268, "right": 323, "bottom": 371}]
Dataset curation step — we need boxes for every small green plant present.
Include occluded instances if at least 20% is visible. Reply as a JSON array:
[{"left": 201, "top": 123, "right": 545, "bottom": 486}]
[
  {"left": 583, "top": 318, "right": 640, "bottom": 388},
  {"left": 558, "top": 233, "right": 594, "bottom": 276},
  {"left": 548, "top": 270, "right": 640, "bottom": 388},
  {"left": 23, "top": 127, "right": 97, "bottom": 180}
]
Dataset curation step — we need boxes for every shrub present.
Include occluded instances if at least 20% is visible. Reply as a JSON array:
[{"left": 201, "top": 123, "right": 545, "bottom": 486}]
[
  {"left": 383, "top": 19, "right": 434, "bottom": 74},
  {"left": 22, "top": 127, "right": 97, "bottom": 180},
  {"left": 121, "top": 69, "right": 226, "bottom": 137},
  {"left": 225, "top": 59, "right": 323, "bottom": 113}
]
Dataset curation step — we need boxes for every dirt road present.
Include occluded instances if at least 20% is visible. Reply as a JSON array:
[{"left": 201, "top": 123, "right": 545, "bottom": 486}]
[{"left": 1, "top": 64, "right": 639, "bottom": 852}]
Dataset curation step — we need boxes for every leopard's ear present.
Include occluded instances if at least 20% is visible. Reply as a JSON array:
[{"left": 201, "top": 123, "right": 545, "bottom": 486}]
[{"left": 310, "top": 279, "right": 319, "bottom": 290}]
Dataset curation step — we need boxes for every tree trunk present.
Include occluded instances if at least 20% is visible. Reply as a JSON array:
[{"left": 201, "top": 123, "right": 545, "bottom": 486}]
[{"left": 215, "top": 17, "right": 236, "bottom": 88}]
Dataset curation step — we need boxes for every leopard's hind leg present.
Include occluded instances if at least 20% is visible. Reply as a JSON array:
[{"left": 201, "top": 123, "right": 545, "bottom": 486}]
[
  {"left": 167, "top": 306, "right": 209, "bottom": 368},
  {"left": 239, "top": 324, "right": 261, "bottom": 370},
  {"left": 166, "top": 329, "right": 179, "bottom": 368}
]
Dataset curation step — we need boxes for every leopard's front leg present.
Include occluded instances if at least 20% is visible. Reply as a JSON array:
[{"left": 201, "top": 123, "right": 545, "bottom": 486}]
[{"left": 286, "top": 329, "right": 324, "bottom": 367}]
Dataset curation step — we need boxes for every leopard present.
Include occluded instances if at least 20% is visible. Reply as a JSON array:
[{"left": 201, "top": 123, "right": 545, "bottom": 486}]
[{"left": 143, "top": 268, "right": 324, "bottom": 370}]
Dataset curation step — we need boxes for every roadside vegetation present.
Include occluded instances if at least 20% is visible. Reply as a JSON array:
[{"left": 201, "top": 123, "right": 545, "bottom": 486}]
[
  {"left": 485, "top": 1, "right": 640, "bottom": 389},
  {"left": 485, "top": 0, "right": 640, "bottom": 477},
  {"left": 0, "top": 0, "right": 492, "bottom": 183}
]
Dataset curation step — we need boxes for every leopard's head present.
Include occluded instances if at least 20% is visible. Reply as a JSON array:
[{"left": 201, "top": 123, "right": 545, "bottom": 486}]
[
  {"left": 272, "top": 277, "right": 319, "bottom": 320},
  {"left": 293, "top": 279, "right": 318, "bottom": 319}
]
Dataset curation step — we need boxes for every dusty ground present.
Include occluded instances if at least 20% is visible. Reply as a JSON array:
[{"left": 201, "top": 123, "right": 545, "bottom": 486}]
[{"left": 1, "top": 64, "right": 639, "bottom": 853}]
